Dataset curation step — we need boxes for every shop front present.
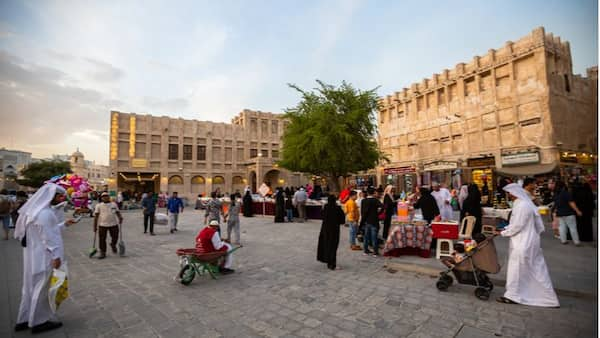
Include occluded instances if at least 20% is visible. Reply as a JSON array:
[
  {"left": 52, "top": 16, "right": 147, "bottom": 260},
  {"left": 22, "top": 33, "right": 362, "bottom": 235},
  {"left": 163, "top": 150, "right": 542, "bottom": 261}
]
[
  {"left": 349, "top": 172, "right": 377, "bottom": 190},
  {"left": 465, "top": 156, "right": 496, "bottom": 203},
  {"left": 117, "top": 172, "right": 160, "bottom": 195},
  {"left": 559, "top": 151, "right": 597, "bottom": 181},
  {"left": 421, "top": 161, "right": 459, "bottom": 189},
  {"left": 384, "top": 166, "right": 417, "bottom": 194}
]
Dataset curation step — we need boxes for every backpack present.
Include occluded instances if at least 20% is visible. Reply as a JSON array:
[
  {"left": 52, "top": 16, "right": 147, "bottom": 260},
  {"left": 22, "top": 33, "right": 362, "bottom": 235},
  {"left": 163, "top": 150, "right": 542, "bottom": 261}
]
[{"left": 0, "top": 196, "right": 11, "bottom": 215}]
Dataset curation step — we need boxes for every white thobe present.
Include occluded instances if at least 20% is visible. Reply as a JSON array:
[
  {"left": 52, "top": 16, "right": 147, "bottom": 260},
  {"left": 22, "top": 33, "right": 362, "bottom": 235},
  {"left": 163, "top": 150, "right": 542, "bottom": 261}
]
[
  {"left": 501, "top": 199, "right": 559, "bottom": 307},
  {"left": 432, "top": 188, "right": 453, "bottom": 221},
  {"left": 17, "top": 207, "right": 64, "bottom": 326},
  {"left": 211, "top": 232, "right": 233, "bottom": 269}
]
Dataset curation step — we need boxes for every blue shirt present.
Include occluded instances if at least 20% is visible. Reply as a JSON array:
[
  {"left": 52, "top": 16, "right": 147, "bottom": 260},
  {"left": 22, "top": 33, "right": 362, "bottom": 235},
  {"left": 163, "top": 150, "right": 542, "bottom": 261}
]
[{"left": 167, "top": 197, "right": 184, "bottom": 213}]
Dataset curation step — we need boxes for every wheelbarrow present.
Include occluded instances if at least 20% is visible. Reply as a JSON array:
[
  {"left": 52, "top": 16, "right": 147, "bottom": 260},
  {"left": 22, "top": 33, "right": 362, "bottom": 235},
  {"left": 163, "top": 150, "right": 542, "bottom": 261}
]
[{"left": 175, "top": 246, "right": 241, "bottom": 285}]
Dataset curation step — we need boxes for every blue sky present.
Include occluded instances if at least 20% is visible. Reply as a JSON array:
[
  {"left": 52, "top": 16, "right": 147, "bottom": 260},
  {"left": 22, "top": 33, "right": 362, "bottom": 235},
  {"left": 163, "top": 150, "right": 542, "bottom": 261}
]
[{"left": 0, "top": 0, "right": 597, "bottom": 164}]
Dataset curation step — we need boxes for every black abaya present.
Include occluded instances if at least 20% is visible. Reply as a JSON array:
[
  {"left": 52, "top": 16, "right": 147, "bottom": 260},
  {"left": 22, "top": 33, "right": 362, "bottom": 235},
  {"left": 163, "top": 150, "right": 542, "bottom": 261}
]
[
  {"left": 317, "top": 203, "right": 345, "bottom": 270},
  {"left": 574, "top": 184, "right": 595, "bottom": 242},
  {"left": 243, "top": 192, "right": 254, "bottom": 217},
  {"left": 274, "top": 191, "right": 285, "bottom": 222}
]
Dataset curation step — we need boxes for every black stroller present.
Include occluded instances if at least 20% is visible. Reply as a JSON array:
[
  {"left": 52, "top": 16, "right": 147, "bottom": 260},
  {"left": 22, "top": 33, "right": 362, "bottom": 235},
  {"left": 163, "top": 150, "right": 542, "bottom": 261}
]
[{"left": 436, "top": 235, "right": 501, "bottom": 300}]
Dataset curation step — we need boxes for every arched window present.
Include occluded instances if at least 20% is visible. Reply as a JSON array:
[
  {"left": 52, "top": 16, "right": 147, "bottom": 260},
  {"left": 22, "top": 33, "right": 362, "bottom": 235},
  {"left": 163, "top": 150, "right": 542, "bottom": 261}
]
[
  {"left": 213, "top": 176, "right": 225, "bottom": 184},
  {"left": 191, "top": 176, "right": 205, "bottom": 184},
  {"left": 232, "top": 176, "right": 244, "bottom": 184},
  {"left": 168, "top": 175, "right": 183, "bottom": 184}
]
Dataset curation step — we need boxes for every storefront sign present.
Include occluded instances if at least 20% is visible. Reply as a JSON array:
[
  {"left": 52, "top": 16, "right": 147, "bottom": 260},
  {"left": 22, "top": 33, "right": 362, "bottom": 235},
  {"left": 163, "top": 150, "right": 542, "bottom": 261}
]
[
  {"left": 384, "top": 166, "right": 416, "bottom": 175},
  {"left": 423, "top": 161, "right": 458, "bottom": 171},
  {"left": 132, "top": 158, "right": 147, "bottom": 168},
  {"left": 501, "top": 152, "right": 539, "bottom": 166},
  {"left": 467, "top": 157, "right": 496, "bottom": 168}
]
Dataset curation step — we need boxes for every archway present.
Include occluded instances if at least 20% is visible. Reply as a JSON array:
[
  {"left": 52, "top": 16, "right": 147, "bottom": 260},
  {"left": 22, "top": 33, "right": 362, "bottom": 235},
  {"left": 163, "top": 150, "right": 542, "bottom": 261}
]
[
  {"left": 191, "top": 175, "right": 206, "bottom": 197},
  {"left": 232, "top": 176, "right": 244, "bottom": 195},
  {"left": 264, "top": 169, "right": 281, "bottom": 188},
  {"left": 213, "top": 175, "right": 225, "bottom": 195},
  {"left": 168, "top": 175, "right": 184, "bottom": 195}
]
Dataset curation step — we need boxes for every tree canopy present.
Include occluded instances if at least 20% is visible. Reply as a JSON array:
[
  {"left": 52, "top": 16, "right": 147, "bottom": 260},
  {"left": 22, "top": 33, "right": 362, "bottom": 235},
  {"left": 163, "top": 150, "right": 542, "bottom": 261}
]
[
  {"left": 18, "top": 160, "right": 72, "bottom": 188},
  {"left": 279, "top": 80, "right": 384, "bottom": 192}
]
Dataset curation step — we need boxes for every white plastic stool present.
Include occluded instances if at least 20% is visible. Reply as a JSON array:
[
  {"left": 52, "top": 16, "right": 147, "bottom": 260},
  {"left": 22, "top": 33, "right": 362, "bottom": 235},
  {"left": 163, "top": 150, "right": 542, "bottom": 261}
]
[{"left": 436, "top": 239, "right": 454, "bottom": 259}]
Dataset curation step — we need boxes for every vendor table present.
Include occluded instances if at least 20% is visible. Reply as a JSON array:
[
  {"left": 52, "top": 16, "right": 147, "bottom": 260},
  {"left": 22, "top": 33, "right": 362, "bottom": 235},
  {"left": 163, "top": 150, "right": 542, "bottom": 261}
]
[
  {"left": 383, "top": 223, "right": 433, "bottom": 258},
  {"left": 242, "top": 201, "right": 324, "bottom": 219}
]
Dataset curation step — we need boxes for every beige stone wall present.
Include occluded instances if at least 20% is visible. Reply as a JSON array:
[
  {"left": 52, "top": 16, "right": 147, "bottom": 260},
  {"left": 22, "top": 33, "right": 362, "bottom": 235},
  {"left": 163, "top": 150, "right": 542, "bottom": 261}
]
[
  {"left": 378, "top": 27, "right": 597, "bottom": 172},
  {"left": 109, "top": 109, "right": 307, "bottom": 200}
]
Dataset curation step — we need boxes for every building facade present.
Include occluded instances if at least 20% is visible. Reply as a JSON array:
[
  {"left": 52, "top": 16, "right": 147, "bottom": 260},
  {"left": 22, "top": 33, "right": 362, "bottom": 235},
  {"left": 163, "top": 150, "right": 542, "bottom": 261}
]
[
  {"left": 0, "top": 148, "right": 32, "bottom": 191},
  {"left": 108, "top": 109, "right": 308, "bottom": 200},
  {"left": 69, "top": 149, "right": 110, "bottom": 190},
  {"left": 377, "top": 27, "right": 597, "bottom": 193}
]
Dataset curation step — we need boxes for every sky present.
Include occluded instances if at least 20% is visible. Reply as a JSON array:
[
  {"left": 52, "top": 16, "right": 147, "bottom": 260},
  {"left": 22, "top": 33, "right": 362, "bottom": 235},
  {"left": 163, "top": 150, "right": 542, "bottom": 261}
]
[{"left": 0, "top": 0, "right": 597, "bottom": 165}]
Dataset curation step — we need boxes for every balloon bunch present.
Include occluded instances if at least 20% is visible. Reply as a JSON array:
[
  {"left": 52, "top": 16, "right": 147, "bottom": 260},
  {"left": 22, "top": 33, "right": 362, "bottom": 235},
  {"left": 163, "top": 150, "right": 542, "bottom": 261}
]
[{"left": 46, "top": 174, "right": 92, "bottom": 207}]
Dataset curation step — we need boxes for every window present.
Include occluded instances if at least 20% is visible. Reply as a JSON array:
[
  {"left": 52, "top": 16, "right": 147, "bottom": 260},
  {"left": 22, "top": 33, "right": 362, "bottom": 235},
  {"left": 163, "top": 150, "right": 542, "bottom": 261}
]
[
  {"left": 225, "top": 148, "right": 232, "bottom": 162},
  {"left": 197, "top": 145, "right": 206, "bottom": 161},
  {"left": 183, "top": 145, "right": 192, "bottom": 160},
  {"left": 397, "top": 109, "right": 404, "bottom": 119},
  {"left": 272, "top": 150, "right": 279, "bottom": 158},
  {"left": 237, "top": 148, "right": 244, "bottom": 161},
  {"left": 272, "top": 121, "right": 278, "bottom": 134},
  {"left": 168, "top": 144, "right": 178, "bottom": 160},
  {"left": 191, "top": 176, "right": 205, "bottom": 184},
  {"left": 168, "top": 175, "right": 183, "bottom": 184},
  {"left": 261, "top": 120, "right": 268, "bottom": 135},
  {"left": 564, "top": 74, "right": 570, "bottom": 92},
  {"left": 213, "top": 176, "right": 225, "bottom": 184},
  {"left": 250, "top": 149, "right": 258, "bottom": 158},
  {"left": 261, "top": 149, "right": 268, "bottom": 157}
]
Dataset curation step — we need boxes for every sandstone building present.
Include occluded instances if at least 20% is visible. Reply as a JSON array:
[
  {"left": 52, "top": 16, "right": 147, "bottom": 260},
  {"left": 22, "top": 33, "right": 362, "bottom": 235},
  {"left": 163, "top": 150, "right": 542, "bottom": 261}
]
[
  {"left": 377, "top": 27, "right": 597, "bottom": 193},
  {"left": 108, "top": 109, "right": 308, "bottom": 200}
]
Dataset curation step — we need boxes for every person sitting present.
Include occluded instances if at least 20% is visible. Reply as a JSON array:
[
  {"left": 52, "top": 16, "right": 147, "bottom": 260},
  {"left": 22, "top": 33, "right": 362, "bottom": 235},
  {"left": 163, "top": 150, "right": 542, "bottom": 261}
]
[{"left": 195, "top": 220, "right": 235, "bottom": 274}]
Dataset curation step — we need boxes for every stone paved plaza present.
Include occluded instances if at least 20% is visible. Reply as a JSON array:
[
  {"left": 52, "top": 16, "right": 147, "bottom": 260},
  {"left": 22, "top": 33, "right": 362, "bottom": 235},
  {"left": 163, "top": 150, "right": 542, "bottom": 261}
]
[{"left": 1, "top": 209, "right": 597, "bottom": 338}]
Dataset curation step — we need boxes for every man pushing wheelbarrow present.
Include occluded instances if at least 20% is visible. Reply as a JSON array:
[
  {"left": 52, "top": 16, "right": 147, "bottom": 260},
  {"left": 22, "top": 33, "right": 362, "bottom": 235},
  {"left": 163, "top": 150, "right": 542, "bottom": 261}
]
[{"left": 176, "top": 220, "right": 240, "bottom": 285}]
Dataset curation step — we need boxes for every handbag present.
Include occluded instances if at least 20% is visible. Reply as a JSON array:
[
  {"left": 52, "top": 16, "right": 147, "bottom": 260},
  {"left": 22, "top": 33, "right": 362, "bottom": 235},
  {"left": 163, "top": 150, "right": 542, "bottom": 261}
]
[{"left": 378, "top": 210, "right": 386, "bottom": 221}]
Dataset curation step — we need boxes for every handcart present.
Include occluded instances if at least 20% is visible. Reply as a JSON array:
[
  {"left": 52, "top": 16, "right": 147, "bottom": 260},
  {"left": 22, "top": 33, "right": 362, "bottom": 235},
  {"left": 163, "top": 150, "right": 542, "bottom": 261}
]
[{"left": 175, "top": 246, "right": 241, "bottom": 285}]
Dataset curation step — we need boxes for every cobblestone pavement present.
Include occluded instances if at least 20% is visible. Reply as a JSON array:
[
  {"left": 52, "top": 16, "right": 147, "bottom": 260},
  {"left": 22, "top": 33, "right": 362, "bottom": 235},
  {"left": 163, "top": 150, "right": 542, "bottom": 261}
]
[{"left": 1, "top": 209, "right": 597, "bottom": 337}]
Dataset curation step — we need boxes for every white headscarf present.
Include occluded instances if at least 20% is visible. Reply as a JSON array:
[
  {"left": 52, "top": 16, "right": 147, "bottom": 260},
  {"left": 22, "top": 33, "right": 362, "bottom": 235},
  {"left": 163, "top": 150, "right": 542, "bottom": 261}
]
[
  {"left": 503, "top": 183, "right": 544, "bottom": 234},
  {"left": 14, "top": 183, "right": 66, "bottom": 240},
  {"left": 458, "top": 185, "right": 469, "bottom": 209}
]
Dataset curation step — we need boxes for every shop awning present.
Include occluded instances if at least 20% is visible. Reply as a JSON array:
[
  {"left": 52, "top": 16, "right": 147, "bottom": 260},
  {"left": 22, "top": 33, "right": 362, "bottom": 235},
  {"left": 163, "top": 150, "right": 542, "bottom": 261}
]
[{"left": 495, "top": 163, "right": 558, "bottom": 176}]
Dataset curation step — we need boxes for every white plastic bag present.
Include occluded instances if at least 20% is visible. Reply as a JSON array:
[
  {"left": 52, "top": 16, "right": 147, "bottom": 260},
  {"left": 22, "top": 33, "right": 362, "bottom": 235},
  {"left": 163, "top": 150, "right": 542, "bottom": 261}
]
[
  {"left": 154, "top": 213, "right": 168, "bottom": 225},
  {"left": 48, "top": 263, "right": 69, "bottom": 313}
]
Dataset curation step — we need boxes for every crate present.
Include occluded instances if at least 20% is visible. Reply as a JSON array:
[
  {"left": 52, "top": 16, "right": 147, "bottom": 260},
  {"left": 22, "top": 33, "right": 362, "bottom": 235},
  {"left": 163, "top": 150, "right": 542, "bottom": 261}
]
[{"left": 431, "top": 222, "right": 459, "bottom": 239}]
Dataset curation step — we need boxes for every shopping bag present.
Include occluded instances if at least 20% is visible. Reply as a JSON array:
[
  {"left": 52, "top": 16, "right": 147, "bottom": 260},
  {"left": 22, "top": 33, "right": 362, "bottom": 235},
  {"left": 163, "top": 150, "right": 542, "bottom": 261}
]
[
  {"left": 154, "top": 213, "right": 169, "bottom": 225},
  {"left": 48, "top": 264, "right": 69, "bottom": 313}
]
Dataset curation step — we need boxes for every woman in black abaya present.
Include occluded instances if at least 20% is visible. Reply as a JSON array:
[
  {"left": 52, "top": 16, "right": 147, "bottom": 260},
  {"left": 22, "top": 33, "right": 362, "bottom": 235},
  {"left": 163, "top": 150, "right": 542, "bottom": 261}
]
[
  {"left": 274, "top": 188, "right": 286, "bottom": 223},
  {"left": 317, "top": 195, "right": 346, "bottom": 270},
  {"left": 242, "top": 190, "right": 254, "bottom": 217}
]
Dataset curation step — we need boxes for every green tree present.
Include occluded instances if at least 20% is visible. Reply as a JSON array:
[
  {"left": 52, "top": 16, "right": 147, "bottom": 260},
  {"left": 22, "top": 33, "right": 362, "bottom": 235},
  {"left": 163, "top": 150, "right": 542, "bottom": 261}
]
[
  {"left": 18, "top": 160, "right": 72, "bottom": 188},
  {"left": 279, "top": 80, "right": 385, "bottom": 193}
]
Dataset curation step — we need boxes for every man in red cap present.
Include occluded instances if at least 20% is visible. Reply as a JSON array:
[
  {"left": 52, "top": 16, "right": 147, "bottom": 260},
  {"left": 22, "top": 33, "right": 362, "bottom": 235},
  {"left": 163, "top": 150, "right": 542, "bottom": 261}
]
[{"left": 196, "top": 220, "right": 234, "bottom": 274}]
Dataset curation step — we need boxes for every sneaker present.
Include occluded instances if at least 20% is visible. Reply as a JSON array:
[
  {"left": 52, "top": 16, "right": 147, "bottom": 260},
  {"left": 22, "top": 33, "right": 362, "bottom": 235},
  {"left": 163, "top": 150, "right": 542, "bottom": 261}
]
[
  {"left": 219, "top": 267, "right": 235, "bottom": 274},
  {"left": 373, "top": 253, "right": 379, "bottom": 257},
  {"left": 31, "top": 321, "right": 62, "bottom": 334},
  {"left": 170, "top": 229, "right": 174, "bottom": 234},
  {"left": 143, "top": 231, "right": 147, "bottom": 234},
  {"left": 14, "top": 322, "right": 28, "bottom": 332},
  {"left": 98, "top": 253, "right": 106, "bottom": 259},
  {"left": 174, "top": 228, "right": 178, "bottom": 232}
]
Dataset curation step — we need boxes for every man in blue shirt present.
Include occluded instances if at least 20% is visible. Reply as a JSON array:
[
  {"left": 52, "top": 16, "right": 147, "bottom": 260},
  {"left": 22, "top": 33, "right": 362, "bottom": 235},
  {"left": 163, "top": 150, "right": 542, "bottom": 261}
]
[{"left": 167, "top": 192, "right": 184, "bottom": 234}]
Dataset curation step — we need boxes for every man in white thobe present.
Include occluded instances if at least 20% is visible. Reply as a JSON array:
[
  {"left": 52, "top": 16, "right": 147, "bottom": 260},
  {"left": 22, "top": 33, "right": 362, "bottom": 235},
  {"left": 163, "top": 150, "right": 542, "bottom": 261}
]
[
  {"left": 431, "top": 182, "right": 454, "bottom": 221},
  {"left": 14, "top": 183, "right": 76, "bottom": 333},
  {"left": 496, "top": 183, "right": 559, "bottom": 307}
]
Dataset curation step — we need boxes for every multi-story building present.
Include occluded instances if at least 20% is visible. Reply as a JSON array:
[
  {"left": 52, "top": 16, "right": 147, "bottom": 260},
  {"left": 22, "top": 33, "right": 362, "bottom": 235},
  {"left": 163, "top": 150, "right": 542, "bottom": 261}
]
[
  {"left": 108, "top": 109, "right": 308, "bottom": 200},
  {"left": 0, "top": 148, "right": 32, "bottom": 191},
  {"left": 377, "top": 27, "right": 597, "bottom": 193}
]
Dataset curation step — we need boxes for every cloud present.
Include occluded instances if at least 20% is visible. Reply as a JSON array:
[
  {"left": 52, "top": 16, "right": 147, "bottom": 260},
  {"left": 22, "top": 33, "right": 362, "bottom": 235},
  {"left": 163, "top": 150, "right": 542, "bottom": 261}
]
[
  {"left": 141, "top": 96, "right": 189, "bottom": 112},
  {"left": 0, "top": 50, "right": 119, "bottom": 164},
  {"left": 84, "top": 57, "right": 124, "bottom": 82}
]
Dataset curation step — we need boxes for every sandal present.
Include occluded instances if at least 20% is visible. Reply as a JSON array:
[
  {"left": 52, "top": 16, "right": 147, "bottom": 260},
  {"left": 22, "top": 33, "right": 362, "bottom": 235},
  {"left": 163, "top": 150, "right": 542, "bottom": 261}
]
[{"left": 496, "top": 297, "right": 517, "bottom": 304}]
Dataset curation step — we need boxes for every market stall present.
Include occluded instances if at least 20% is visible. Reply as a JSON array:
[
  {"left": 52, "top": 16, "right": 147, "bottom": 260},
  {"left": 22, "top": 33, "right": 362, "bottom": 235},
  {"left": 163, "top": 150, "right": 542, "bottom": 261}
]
[{"left": 383, "top": 220, "right": 433, "bottom": 258}]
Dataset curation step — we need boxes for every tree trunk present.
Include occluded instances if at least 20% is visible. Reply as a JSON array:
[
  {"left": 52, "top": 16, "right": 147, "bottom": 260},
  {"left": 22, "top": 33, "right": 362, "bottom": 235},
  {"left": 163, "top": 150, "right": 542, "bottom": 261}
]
[{"left": 327, "top": 174, "right": 342, "bottom": 195}]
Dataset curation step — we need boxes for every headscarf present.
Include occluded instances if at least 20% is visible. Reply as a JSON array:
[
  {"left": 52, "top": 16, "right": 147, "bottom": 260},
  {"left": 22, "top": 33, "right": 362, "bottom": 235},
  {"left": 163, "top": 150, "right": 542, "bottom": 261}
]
[
  {"left": 458, "top": 185, "right": 469, "bottom": 209},
  {"left": 503, "top": 183, "right": 544, "bottom": 234},
  {"left": 14, "top": 183, "right": 66, "bottom": 240},
  {"left": 324, "top": 195, "right": 338, "bottom": 211},
  {"left": 383, "top": 185, "right": 394, "bottom": 198}
]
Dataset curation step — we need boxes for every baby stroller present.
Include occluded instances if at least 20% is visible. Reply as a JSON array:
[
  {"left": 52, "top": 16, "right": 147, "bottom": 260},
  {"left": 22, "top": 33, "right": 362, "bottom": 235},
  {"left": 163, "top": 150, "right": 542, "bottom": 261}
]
[{"left": 436, "top": 235, "right": 501, "bottom": 300}]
